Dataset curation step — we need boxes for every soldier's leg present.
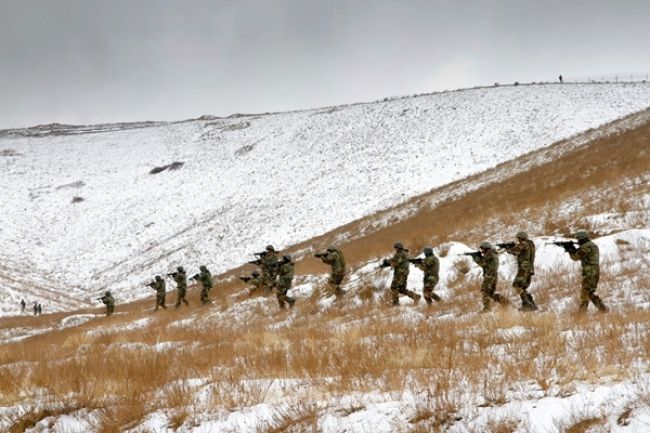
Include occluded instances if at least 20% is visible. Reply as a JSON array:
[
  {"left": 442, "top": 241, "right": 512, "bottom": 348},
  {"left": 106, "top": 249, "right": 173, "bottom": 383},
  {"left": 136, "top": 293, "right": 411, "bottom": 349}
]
[
  {"left": 175, "top": 291, "right": 182, "bottom": 308},
  {"left": 423, "top": 285, "right": 433, "bottom": 306},
  {"left": 403, "top": 288, "right": 421, "bottom": 304},
  {"left": 584, "top": 273, "right": 607, "bottom": 312},
  {"left": 276, "top": 288, "right": 287, "bottom": 309},
  {"left": 390, "top": 279, "right": 400, "bottom": 305},
  {"left": 481, "top": 279, "right": 492, "bottom": 311}
]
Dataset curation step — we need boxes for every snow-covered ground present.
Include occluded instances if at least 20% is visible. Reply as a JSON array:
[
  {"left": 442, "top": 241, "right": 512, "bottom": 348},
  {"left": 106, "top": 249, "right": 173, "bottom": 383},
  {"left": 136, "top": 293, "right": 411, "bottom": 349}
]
[{"left": 2, "top": 82, "right": 650, "bottom": 315}]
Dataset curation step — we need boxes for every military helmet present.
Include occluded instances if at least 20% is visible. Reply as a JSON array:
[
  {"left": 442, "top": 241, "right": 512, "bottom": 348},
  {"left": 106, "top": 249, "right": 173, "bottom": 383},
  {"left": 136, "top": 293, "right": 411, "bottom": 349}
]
[
  {"left": 516, "top": 231, "right": 528, "bottom": 239},
  {"left": 177, "top": 266, "right": 184, "bottom": 272},
  {"left": 282, "top": 254, "right": 292, "bottom": 262},
  {"left": 479, "top": 241, "right": 493, "bottom": 250},
  {"left": 105, "top": 290, "right": 111, "bottom": 296},
  {"left": 155, "top": 275, "right": 162, "bottom": 280},
  {"left": 252, "top": 271, "right": 260, "bottom": 277},
  {"left": 199, "top": 265, "right": 207, "bottom": 271},
  {"left": 266, "top": 245, "right": 276, "bottom": 252},
  {"left": 393, "top": 242, "right": 404, "bottom": 250},
  {"left": 573, "top": 230, "right": 589, "bottom": 240},
  {"left": 423, "top": 246, "right": 434, "bottom": 256}
]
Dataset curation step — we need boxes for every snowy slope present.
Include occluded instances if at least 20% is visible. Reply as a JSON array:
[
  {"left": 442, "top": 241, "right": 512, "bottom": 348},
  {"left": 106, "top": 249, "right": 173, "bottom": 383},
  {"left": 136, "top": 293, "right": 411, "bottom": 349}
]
[{"left": 1, "top": 82, "right": 650, "bottom": 315}]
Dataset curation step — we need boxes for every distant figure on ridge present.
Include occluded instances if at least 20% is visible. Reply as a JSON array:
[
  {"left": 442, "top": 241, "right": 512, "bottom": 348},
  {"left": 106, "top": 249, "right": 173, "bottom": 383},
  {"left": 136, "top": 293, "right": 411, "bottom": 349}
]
[
  {"left": 559, "top": 74, "right": 563, "bottom": 83},
  {"left": 99, "top": 291, "right": 115, "bottom": 316},
  {"left": 20, "top": 299, "right": 26, "bottom": 313}
]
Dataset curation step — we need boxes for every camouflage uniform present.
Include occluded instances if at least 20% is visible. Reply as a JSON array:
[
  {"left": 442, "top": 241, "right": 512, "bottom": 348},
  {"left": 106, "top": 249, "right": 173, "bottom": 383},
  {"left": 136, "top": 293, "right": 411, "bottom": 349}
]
[
  {"left": 152, "top": 276, "right": 167, "bottom": 311},
  {"left": 100, "top": 291, "right": 115, "bottom": 316},
  {"left": 504, "top": 234, "right": 538, "bottom": 311},
  {"left": 274, "top": 256, "right": 296, "bottom": 309},
  {"left": 569, "top": 233, "right": 607, "bottom": 312},
  {"left": 198, "top": 266, "right": 213, "bottom": 305},
  {"left": 173, "top": 268, "right": 189, "bottom": 308},
  {"left": 319, "top": 248, "right": 347, "bottom": 296},
  {"left": 261, "top": 247, "right": 279, "bottom": 292},
  {"left": 414, "top": 248, "right": 442, "bottom": 306},
  {"left": 472, "top": 244, "right": 508, "bottom": 311},
  {"left": 386, "top": 243, "right": 421, "bottom": 305},
  {"left": 246, "top": 272, "right": 264, "bottom": 296}
]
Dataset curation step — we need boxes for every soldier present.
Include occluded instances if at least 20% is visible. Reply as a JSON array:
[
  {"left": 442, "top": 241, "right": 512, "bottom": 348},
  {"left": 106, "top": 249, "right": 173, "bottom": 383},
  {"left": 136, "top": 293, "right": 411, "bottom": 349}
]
[
  {"left": 100, "top": 291, "right": 115, "bottom": 316},
  {"left": 567, "top": 231, "right": 607, "bottom": 313},
  {"left": 316, "top": 246, "right": 347, "bottom": 297},
  {"left": 171, "top": 266, "right": 189, "bottom": 308},
  {"left": 148, "top": 275, "right": 167, "bottom": 311},
  {"left": 380, "top": 242, "right": 421, "bottom": 306},
  {"left": 472, "top": 242, "right": 509, "bottom": 312},
  {"left": 503, "top": 231, "right": 538, "bottom": 311},
  {"left": 33, "top": 302, "right": 38, "bottom": 315},
  {"left": 411, "top": 247, "right": 442, "bottom": 307},
  {"left": 261, "top": 245, "right": 279, "bottom": 292},
  {"left": 274, "top": 255, "right": 296, "bottom": 309},
  {"left": 197, "top": 265, "right": 213, "bottom": 305},
  {"left": 37, "top": 304, "right": 42, "bottom": 315},
  {"left": 20, "top": 299, "right": 26, "bottom": 313},
  {"left": 241, "top": 271, "right": 263, "bottom": 296}
]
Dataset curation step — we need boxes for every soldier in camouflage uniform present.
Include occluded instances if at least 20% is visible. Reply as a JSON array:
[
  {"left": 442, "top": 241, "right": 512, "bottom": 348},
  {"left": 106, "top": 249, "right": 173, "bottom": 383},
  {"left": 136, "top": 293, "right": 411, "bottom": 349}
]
[
  {"left": 244, "top": 271, "right": 263, "bottom": 296},
  {"left": 274, "top": 255, "right": 296, "bottom": 309},
  {"left": 413, "top": 247, "right": 442, "bottom": 306},
  {"left": 197, "top": 265, "right": 213, "bottom": 305},
  {"left": 172, "top": 266, "right": 189, "bottom": 308},
  {"left": 100, "top": 290, "right": 115, "bottom": 316},
  {"left": 261, "top": 245, "right": 279, "bottom": 292},
  {"left": 317, "top": 246, "right": 347, "bottom": 297},
  {"left": 568, "top": 231, "right": 607, "bottom": 313},
  {"left": 472, "top": 242, "right": 509, "bottom": 312},
  {"left": 503, "top": 231, "right": 538, "bottom": 311},
  {"left": 149, "top": 275, "right": 167, "bottom": 311},
  {"left": 381, "top": 242, "right": 421, "bottom": 306}
]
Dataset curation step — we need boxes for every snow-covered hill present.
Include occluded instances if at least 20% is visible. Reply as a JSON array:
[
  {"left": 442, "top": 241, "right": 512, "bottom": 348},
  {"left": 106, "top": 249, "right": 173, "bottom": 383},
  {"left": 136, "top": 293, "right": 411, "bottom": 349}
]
[{"left": 1, "top": 82, "right": 650, "bottom": 315}]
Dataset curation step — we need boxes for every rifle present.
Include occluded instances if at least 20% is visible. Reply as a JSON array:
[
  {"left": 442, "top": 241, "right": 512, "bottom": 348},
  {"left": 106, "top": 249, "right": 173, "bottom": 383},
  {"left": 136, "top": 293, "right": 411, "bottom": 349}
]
[
  {"left": 190, "top": 274, "right": 200, "bottom": 281},
  {"left": 96, "top": 297, "right": 104, "bottom": 301},
  {"left": 547, "top": 241, "right": 578, "bottom": 252},
  {"left": 166, "top": 272, "right": 178, "bottom": 278},
  {"left": 248, "top": 258, "right": 263, "bottom": 265},
  {"left": 378, "top": 259, "right": 391, "bottom": 269},
  {"left": 253, "top": 251, "right": 268, "bottom": 257},
  {"left": 408, "top": 258, "right": 424, "bottom": 265},
  {"left": 314, "top": 252, "right": 327, "bottom": 259},
  {"left": 239, "top": 276, "right": 253, "bottom": 283},
  {"left": 496, "top": 242, "right": 515, "bottom": 249},
  {"left": 146, "top": 282, "right": 156, "bottom": 289},
  {"left": 462, "top": 251, "right": 482, "bottom": 257}
]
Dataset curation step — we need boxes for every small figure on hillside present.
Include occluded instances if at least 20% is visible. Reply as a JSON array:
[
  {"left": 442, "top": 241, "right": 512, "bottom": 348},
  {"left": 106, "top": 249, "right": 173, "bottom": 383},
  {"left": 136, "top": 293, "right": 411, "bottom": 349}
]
[
  {"left": 472, "top": 242, "right": 509, "bottom": 312},
  {"left": 170, "top": 266, "right": 189, "bottom": 308},
  {"left": 559, "top": 74, "right": 563, "bottom": 83},
  {"left": 196, "top": 265, "right": 213, "bottom": 305},
  {"left": 409, "top": 247, "right": 442, "bottom": 307},
  {"left": 100, "top": 291, "right": 115, "bottom": 316},
  {"left": 33, "top": 302, "right": 38, "bottom": 315},
  {"left": 315, "top": 246, "right": 347, "bottom": 298},
  {"left": 502, "top": 231, "right": 538, "bottom": 311},
  {"left": 148, "top": 275, "right": 167, "bottom": 311},
  {"left": 274, "top": 255, "right": 296, "bottom": 309},
  {"left": 380, "top": 242, "right": 421, "bottom": 306},
  {"left": 565, "top": 231, "right": 607, "bottom": 313},
  {"left": 37, "top": 304, "right": 42, "bottom": 315},
  {"left": 20, "top": 299, "right": 26, "bottom": 313},
  {"left": 261, "top": 245, "right": 280, "bottom": 292}
]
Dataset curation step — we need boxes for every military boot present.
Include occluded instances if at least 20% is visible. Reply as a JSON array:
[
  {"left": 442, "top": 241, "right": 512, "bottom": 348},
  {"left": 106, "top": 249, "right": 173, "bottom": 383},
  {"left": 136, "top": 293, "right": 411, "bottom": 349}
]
[
  {"left": 578, "top": 301, "right": 589, "bottom": 313},
  {"left": 590, "top": 294, "right": 608, "bottom": 312},
  {"left": 413, "top": 294, "right": 421, "bottom": 305},
  {"left": 431, "top": 293, "right": 442, "bottom": 302},
  {"left": 492, "top": 293, "right": 509, "bottom": 306}
]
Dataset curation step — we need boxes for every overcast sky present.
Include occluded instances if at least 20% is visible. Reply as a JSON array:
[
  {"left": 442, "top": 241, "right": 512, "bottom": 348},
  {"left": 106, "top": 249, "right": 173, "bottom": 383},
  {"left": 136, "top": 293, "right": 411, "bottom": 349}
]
[{"left": 1, "top": 0, "right": 649, "bottom": 129}]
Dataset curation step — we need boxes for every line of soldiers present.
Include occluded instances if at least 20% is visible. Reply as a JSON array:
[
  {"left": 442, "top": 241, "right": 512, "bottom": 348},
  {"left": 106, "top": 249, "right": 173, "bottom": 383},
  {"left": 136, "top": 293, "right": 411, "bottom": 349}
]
[
  {"left": 378, "top": 229, "right": 606, "bottom": 313},
  {"left": 20, "top": 299, "right": 43, "bottom": 315},
  {"left": 97, "top": 229, "right": 606, "bottom": 316}
]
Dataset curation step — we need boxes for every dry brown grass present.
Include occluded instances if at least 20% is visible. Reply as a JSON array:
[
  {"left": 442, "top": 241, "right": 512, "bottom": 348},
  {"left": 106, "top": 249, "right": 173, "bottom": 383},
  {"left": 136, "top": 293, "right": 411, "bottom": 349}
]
[{"left": 1, "top": 112, "right": 649, "bottom": 432}]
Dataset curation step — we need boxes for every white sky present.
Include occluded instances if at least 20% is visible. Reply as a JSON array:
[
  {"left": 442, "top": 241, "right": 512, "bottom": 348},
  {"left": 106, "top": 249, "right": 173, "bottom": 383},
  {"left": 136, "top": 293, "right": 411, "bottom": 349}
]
[{"left": 1, "top": 0, "right": 649, "bottom": 129}]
